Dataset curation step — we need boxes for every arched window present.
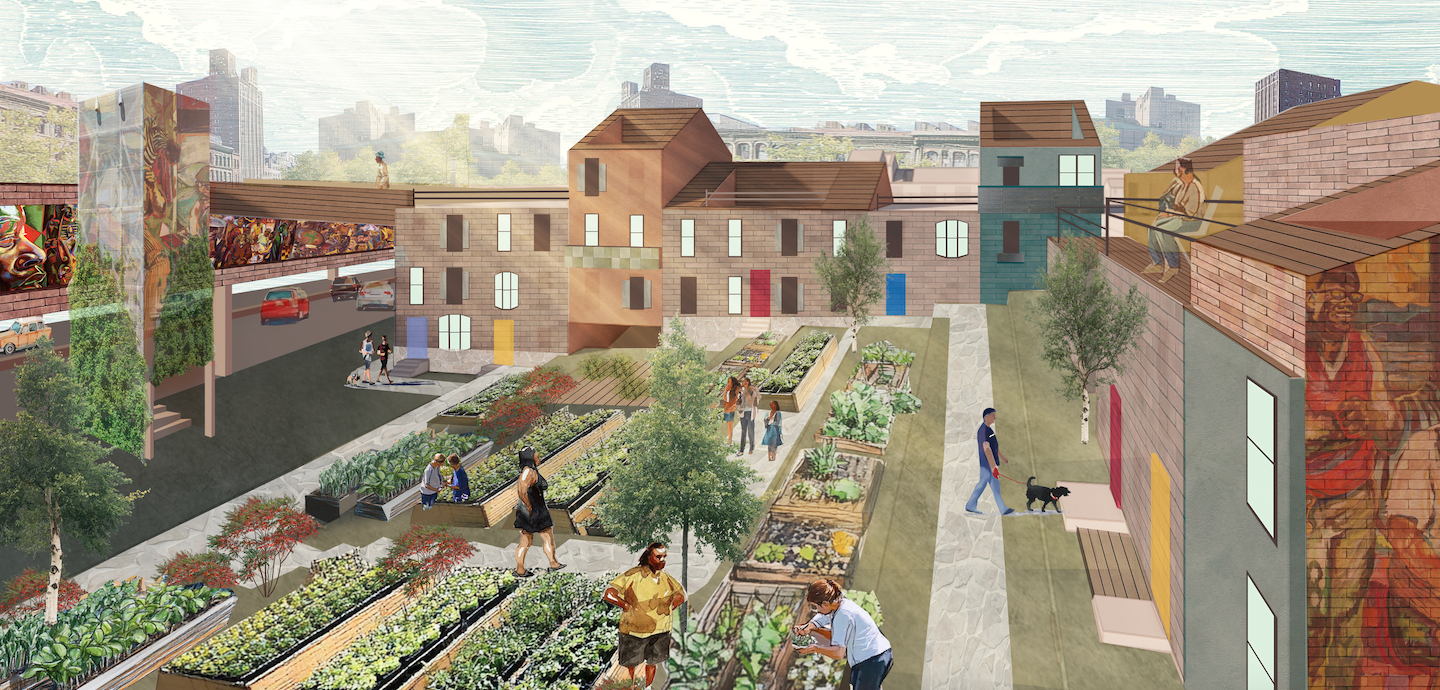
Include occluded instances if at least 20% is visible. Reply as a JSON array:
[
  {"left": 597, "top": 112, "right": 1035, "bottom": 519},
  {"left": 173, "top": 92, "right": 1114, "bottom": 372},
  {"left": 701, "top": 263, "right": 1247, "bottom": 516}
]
[
  {"left": 936, "top": 220, "right": 968, "bottom": 258},
  {"left": 737, "top": 143, "right": 750, "bottom": 159},
  {"left": 968, "top": 153, "right": 979, "bottom": 167},
  {"left": 439, "top": 315, "right": 471, "bottom": 350},
  {"left": 495, "top": 272, "right": 518, "bottom": 310},
  {"left": 757, "top": 143, "right": 769, "bottom": 160}
]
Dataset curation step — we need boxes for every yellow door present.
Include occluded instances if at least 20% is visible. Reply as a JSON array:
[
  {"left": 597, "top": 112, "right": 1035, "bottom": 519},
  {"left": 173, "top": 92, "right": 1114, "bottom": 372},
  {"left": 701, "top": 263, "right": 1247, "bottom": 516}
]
[
  {"left": 1149, "top": 452, "right": 1172, "bottom": 638},
  {"left": 494, "top": 320, "right": 514, "bottom": 366}
]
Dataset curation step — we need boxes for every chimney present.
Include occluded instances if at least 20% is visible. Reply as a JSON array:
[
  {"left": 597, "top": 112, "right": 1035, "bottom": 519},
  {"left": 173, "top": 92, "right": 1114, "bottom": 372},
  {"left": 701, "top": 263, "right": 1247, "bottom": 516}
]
[{"left": 8, "top": 81, "right": 27, "bottom": 91}]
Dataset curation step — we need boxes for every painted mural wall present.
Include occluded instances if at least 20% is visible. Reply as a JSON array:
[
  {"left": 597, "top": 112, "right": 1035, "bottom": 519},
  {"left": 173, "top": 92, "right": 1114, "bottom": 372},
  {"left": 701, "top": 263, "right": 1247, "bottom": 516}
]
[
  {"left": 208, "top": 215, "right": 394, "bottom": 269},
  {"left": 1305, "top": 238, "right": 1440, "bottom": 688},
  {"left": 0, "top": 204, "right": 77, "bottom": 292}
]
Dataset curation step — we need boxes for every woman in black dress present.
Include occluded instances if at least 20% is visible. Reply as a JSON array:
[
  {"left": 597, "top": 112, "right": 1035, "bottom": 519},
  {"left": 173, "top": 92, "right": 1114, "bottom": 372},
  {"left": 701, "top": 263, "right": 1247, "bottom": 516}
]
[{"left": 513, "top": 446, "right": 566, "bottom": 577}]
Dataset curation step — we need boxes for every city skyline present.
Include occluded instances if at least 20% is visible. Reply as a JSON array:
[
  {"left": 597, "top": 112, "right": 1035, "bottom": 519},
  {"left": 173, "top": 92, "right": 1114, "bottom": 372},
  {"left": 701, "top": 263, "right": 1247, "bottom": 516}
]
[{"left": 0, "top": 0, "right": 1437, "bottom": 154}]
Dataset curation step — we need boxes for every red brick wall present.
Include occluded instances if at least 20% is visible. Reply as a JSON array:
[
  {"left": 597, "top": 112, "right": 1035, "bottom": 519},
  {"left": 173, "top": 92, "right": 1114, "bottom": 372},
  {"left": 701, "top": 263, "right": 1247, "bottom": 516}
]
[
  {"left": 1243, "top": 113, "right": 1440, "bottom": 221},
  {"left": 393, "top": 206, "right": 569, "bottom": 353},
  {"left": 0, "top": 183, "right": 76, "bottom": 205},
  {"left": 661, "top": 208, "right": 982, "bottom": 316},
  {"left": 1190, "top": 242, "right": 1306, "bottom": 376},
  {"left": 1304, "top": 238, "right": 1440, "bottom": 687}
]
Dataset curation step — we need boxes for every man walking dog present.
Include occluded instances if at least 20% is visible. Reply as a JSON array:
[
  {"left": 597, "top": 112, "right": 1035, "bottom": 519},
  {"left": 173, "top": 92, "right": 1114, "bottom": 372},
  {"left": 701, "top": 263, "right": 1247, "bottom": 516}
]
[{"left": 966, "top": 407, "right": 1015, "bottom": 516}]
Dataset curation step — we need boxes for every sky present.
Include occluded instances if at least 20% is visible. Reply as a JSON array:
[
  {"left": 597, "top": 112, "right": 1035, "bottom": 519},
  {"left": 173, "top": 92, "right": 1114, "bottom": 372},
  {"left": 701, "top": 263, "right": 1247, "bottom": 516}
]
[{"left": 1, "top": 0, "right": 1438, "bottom": 155}]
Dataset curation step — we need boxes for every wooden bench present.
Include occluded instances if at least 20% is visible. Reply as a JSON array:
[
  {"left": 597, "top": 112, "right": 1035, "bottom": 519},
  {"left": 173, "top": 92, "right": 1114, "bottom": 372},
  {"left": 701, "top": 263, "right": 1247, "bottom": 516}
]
[{"left": 1077, "top": 528, "right": 1151, "bottom": 600}]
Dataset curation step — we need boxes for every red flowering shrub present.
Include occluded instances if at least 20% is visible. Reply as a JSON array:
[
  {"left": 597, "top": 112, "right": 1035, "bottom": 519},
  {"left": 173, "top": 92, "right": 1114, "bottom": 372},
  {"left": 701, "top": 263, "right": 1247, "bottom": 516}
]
[
  {"left": 208, "top": 496, "right": 321, "bottom": 596},
  {"left": 379, "top": 525, "right": 476, "bottom": 593},
  {"left": 157, "top": 550, "right": 239, "bottom": 589},
  {"left": 476, "top": 365, "right": 576, "bottom": 442},
  {"left": 0, "top": 569, "right": 85, "bottom": 620}
]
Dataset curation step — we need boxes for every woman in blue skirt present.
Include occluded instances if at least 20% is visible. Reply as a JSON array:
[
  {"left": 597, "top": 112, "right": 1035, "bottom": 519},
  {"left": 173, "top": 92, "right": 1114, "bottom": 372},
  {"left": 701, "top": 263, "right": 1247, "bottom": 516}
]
[{"left": 761, "top": 400, "right": 783, "bottom": 461}]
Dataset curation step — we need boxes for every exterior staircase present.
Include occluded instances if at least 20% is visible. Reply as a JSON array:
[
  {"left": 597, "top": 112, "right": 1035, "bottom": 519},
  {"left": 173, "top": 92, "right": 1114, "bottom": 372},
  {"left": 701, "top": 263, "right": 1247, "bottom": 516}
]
[
  {"left": 735, "top": 317, "right": 771, "bottom": 341},
  {"left": 391, "top": 359, "right": 430, "bottom": 378},
  {"left": 151, "top": 405, "right": 191, "bottom": 440}
]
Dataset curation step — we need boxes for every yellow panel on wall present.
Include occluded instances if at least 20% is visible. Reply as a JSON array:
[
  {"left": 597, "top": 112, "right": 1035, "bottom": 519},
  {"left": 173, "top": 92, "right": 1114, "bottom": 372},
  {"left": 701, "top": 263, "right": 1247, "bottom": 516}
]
[
  {"left": 494, "top": 320, "right": 514, "bottom": 366},
  {"left": 1150, "top": 452, "right": 1172, "bottom": 638}
]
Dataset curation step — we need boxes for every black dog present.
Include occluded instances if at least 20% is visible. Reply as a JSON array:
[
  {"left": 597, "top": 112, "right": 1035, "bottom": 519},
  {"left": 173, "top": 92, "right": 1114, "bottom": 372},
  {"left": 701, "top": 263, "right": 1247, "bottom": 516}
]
[{"left": 1025, "top": 477, "right": 1071, "bottom": 513}]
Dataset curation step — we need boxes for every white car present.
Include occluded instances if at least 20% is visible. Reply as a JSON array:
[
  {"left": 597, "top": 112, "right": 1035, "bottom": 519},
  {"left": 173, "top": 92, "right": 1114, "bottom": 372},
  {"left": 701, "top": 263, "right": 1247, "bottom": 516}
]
[{"left": 356, "top": 281, "right": 395, "bottom": 311}]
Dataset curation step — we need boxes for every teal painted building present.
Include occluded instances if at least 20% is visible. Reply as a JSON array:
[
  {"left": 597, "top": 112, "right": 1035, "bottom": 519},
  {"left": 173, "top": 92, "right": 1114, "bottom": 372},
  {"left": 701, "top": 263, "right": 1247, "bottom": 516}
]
[{"left": 978, "top": 100, "right": 1104, "bottom": 304}]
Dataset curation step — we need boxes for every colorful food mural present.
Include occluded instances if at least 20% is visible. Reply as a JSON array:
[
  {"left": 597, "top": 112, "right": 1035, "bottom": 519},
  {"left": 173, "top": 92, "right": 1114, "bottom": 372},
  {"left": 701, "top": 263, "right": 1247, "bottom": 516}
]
[
  {"left": 0, "top": 204, "right": 77, "bottom": 293},
  {"left": 1305, "top": 238, "right": 1440, "bottom": 688},
  {"left": 208, "top": 215, "right": 394, "bottom": 269}
]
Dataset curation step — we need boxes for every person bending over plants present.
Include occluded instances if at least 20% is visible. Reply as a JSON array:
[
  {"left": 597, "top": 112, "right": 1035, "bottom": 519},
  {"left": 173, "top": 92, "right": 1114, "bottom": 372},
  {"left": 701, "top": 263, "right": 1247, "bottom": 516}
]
[{"left": 792, "top": 578, "right": 892, "bottom": 690}]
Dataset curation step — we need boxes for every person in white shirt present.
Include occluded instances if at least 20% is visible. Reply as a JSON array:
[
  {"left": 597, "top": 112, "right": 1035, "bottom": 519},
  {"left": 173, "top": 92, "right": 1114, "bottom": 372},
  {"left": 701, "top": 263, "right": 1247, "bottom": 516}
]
[
  {"left": 418, "top": 453, "right": 444, "bottom": 511},
  {"left": 792, "top": 578, "right": 892, "bottom": 689}
]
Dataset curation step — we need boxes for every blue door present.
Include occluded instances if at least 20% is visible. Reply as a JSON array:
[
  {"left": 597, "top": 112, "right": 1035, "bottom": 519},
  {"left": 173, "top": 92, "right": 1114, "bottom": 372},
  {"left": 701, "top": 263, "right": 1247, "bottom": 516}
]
[
  {"left": 885, "top": 274, "right": 906, "bottom": 316},
  {"left": 406, "top": 317, "right": 428, "bottom": 360}
]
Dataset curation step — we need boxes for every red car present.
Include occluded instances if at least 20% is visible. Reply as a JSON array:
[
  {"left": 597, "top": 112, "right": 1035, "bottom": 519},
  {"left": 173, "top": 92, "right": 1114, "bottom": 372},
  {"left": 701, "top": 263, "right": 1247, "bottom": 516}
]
[{"left": 261, "top": 286, "right": 309, "bottom": 325}]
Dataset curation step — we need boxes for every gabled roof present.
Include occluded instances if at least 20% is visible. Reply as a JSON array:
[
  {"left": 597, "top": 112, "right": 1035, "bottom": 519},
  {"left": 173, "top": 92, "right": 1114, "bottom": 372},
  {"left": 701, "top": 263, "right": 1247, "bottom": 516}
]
[
  {"left": 1194, "top": 159, "right": 1440, "bottom": 275},
  {"left": 573, "top": 108, "right": 706, "bottom": 150},
  {"left": 1149, "top": 82, "right": 1422, "bottom": 172},
  {"left": 980, "top": 100, "right": 1100, "bottom": 147},
  {"left": 667, "top": 162, "right": 889, "bottom": 211}
]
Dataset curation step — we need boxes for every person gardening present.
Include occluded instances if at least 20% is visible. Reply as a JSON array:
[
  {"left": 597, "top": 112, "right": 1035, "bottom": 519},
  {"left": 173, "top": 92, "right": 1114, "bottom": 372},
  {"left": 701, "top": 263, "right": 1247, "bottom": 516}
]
[
  {"left": 602, "top": 543, "right": 685, "bottom": 690},
  {"left": 793, "top": 578, "right": 893, "bottom": 690},
  {"left": 447, "top": 454, "right": 469, "bottom": 502},
  {"left": 418, "top": 453, "right": 444, "bottom": 510}
]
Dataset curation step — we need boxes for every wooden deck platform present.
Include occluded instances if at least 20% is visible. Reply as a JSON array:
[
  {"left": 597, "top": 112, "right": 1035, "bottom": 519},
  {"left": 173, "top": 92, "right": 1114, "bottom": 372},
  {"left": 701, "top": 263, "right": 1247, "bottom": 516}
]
[
  {"left": 1056, "top": 235, "right": 1191, "bottom": 306},
  {"left": 557, "top": 361, "right": 656, "bottom": 407},
  {"left": 1077, "top": 527, "right": 1151, "bottom": 601}
]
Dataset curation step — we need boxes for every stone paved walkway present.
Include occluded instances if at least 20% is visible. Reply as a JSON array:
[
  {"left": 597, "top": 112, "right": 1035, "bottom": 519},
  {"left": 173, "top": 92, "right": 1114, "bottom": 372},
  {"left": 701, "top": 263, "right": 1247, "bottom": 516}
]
[{"left": 923, "top": 304, "right": 1013, "bottom": 690}]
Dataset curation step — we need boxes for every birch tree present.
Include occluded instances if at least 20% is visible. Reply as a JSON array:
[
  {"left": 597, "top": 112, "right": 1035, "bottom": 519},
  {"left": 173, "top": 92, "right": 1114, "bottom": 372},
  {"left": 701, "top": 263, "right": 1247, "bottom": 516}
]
[{"left": 1031, "top": 239, "right": 1149, "bottom": 443}]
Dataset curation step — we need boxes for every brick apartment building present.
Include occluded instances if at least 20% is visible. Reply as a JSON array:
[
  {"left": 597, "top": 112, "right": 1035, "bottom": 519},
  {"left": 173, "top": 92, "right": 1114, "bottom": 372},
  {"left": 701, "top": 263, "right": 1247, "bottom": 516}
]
[{"left": 1061, "top": 80, "right": 1440, "bottom": 688}]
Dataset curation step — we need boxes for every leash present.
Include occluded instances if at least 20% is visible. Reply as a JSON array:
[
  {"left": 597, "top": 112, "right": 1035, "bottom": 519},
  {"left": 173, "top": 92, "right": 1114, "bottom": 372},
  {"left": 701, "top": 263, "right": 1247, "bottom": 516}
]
[{"left": 996, "top": 471, "right": 1029, "bottom": 485}]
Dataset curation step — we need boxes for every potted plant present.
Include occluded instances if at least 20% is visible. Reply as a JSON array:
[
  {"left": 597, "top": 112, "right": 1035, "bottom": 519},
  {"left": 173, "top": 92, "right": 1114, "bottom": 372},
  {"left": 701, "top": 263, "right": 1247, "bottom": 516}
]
[{"left": 305, "top": 459, "right": 364, "bottom": 522}]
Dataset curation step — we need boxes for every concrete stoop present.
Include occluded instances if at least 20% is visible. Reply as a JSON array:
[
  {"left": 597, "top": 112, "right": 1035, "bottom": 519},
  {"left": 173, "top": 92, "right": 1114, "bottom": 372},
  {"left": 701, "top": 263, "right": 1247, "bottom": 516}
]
[
  {"left": 1057, "top": 480, "right": 1128, "bottom": 534},
  {"left": 391, "top": 358, "right": 430, "bottom": 377},
  {"left": 735, "top": 317, "right": 770, "bottom": 340}
]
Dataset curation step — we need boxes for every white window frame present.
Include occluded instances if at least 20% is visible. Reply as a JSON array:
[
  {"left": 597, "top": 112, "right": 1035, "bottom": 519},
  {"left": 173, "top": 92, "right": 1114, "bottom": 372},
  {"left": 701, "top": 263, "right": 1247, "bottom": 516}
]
[
  {"left": 728, "top": 219, "right": 742, "bottom": 257},
  {"left": 1247, "top": 379, "right": 1276, "bottom": 538},
  {"left": 494, "top": 272, "right": 518, "bottom": 310},
  {"left": 935, "top": 220, "right": 969, "bottom": 258},
  {"left": 585, "top": 213, "right": 599, "bottom": 247},
  {"left": 728, "top": 276, "right": 742, "bottom": 315},
  {"left": 497, "top": 214, "right": 511, "bottom": 252},
  {"left": 1247, "top": 576, "right": 1276, "bottom": 690},
  {"left": 680, "top": 219, "right": 695, "bottom": 257},
  {"left": 630, "top": 215, "right": 644, "bottom": 248},
  {"left": 1060, "top": 154, "right": 1097, "bottom": 187},
  {"left": 832, "top": 220, "right": 847, "bottom": 255},
  {"left": 438, "top": 315, "right": 471, "bottom": 350},
  {"left": 409, "top": 267, "right": 423, "bottom": 305}
]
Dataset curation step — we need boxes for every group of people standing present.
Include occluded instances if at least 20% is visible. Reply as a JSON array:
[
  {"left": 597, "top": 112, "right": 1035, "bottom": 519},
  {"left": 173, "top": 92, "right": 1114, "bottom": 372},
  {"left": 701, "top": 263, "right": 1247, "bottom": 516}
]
[
  {"left": 350, "top": 331, "right": 394, "bottom": 386},
  {"left": 722, "top": 375, "right": 784, "bottom": 461}
]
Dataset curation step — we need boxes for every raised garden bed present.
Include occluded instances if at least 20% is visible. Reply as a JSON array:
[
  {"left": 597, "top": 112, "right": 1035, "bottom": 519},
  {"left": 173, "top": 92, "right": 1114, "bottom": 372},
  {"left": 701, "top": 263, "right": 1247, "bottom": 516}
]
[
  {"left": 545, "top": 415, "right": 637, "bottom": 533},
  {"left": 304, "top": 492, "right": 359, "bottom": 523},
  {"left": 473, "top": 410, "right": 625, "bottom": 528},
  {"left": 686, "top": 579, "right": 803, "bottom": 690},
  {"left": 733, "top": 515, "right": 866, "bottom": 589},
  {"left": 572, "top": 508, "right": 612, "bottom": 539},
  {"left": 434, "top": 373, "right": 529, "bottom": 420},
  {"left": 813, "top": 382, "right": 922, "bottom": 458},
  {"left": 758, "top": 331, "right": 837, "bottom": 413},
  {"left": 777, "top": 590, "right": 884, "bottom": 690},
  {"left": 771, "top": 445, "right": 885, "bottom": 532},
  {"left": 354, "top": 439, "right": 495, "bottom": 521},
  {"left": 847, "top": 362, "right": 910, "bottom": 393},
  {"left": 716, "top": 347, "right": 772, "bottom": 372}
]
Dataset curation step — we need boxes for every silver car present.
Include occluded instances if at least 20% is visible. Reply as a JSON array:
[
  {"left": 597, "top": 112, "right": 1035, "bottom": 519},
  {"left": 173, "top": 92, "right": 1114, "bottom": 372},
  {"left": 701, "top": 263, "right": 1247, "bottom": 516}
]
[{"left": 356, "top": 280, "right": 395, "bottom": 310}]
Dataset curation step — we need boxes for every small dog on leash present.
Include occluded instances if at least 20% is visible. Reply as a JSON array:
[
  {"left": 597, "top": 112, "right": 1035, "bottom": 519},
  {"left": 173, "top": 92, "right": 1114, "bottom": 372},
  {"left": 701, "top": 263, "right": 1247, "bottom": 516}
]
[{"left": 1025, "top": 477, "right": 1071, "bottom": 513}]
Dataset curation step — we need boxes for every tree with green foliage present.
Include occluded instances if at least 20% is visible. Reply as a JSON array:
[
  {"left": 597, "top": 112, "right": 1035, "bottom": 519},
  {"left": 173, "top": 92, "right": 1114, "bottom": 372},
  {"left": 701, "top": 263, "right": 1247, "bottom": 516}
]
[
  {"left": 0, "top": 106, "right": 78, "bottom": 184},
  {"left": 0, "top": 338, "right": 142, "bottom": 624},
  {"left": 814, "top": 215, "right": 890, "bottom": 350},
  {"left": 1031, "top": 239, "right": 1150, "bottom": 443},
  {"left": 594, "top": 317, "right": 763, "bottom": 633},
  {"left": 899, "top": 151, "right": 939, "bottom": 167},
  {"left": 1095, "top": 120, "right": 1216, "bottom": 173},
  {"left": 474, "top": 160, "right": 567, "bottom": 186},
  {"left": 758, "top": 134, "right": 855, "bottom": 162},
  {"left": 151, "top": 233, "right": 215, "bottom": 386},
  {"left": 282, "top": 146, "right": 381, "bottom": 183},
  {"left": 68, "top": 244, "right": 151, "bottom": 457},
  {"left": 394, "top": 115, "right": 475, "bottom": 186}
]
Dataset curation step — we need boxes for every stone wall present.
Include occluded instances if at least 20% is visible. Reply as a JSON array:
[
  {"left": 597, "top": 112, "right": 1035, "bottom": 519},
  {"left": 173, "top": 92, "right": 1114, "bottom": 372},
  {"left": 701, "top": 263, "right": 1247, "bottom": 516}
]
[
  {"left": 1190, "top": 242, "right": 1306, "bottom": 377},
  {"left": 389, "top": 346, "right": 561, "bottom": 374},
  {"left": 1243, "top": 112, "right": 1440, "bottom": 221}
]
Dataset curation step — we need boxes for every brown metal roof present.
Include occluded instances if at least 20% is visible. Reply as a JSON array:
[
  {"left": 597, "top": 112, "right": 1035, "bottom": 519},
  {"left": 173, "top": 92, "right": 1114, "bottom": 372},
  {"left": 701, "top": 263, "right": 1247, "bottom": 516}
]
[
  {"left": 1194, "top": 159, "right": 1440, "bottom": 275},
  {"left": 667, "top": 162, "right": 888, "bottom": 210},
  {"left": 573, "top": 108, "right": 705, "bottom": 149},
  {"left": 980, "top": 100, "right": 1101, "bottom": 147},
  {"left": 1147, "top": 83, "right": 1409, "bottom": 173}
]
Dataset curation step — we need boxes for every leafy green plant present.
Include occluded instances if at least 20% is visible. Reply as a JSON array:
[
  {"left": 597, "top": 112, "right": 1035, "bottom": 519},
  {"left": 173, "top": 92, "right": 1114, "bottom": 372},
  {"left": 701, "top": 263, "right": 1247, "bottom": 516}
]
[
  {"left": 666, "top": 616, "right": 730, "bottom": 690},
  {"left": 845, "top": 590, "right": 883, "bottom": 627},
  {"left": 67, "top": 244, "right": 151, "bottom": 457},
  {"left": 825, "top": 478, "right": 863, "bottom": 503},
  {"left": 807, "top": 444, "right": 839, "bottom": 479},
  {"left": 891, "top": 389, "right": 923, "bottom": 415},
  {"left": 791, "top": 480, "right": 822, "bottom": 501},
  {"left": 733, "top": 599, "right": 796, "bottom": 690},
  {"left": 821, "top": 383, "right": 894, "bottom": 445},
  {"left": 753, "top": 543, "right": 786, "bottom": 563},
  {"left": 151, "top": 234, "right": 215, "bottom": 387},
  {"left": 545, "top": 420, "right": 634, "bottom": 506},
  {"left": 760, "top": 331, "right": 833, "bottom": 394},
  {"left": 859, "top": 340, "right": 914, "bottom": 366},
  {"left": 797, "top": 545, "right": 817, "bottom": 561},
  {"left": 347, "top": 431, "right": 483, "bottom": 502},
  {"left": 715, "top": 602, "right": 742, "bottom": 640},
  {"left": 787, "top": 652, "right": 845, "bottom": 690},
  {"left": 579, "top": 353, "right": 615, "bottom": 381}
]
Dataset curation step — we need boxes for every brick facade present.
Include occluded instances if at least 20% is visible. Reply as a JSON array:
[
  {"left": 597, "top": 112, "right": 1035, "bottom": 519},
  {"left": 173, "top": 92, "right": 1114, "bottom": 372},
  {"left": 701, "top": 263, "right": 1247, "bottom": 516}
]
[
  {"left": 393, "top": 205, "right": 569, "bottom": 353},
  {"left": 980, "top": 212, "right": 1099, "bottom": 304},
  {"left": 1190, "top": 242, "right": 1306, "bottom": 376},
  {"left": 1243, "top": 112, "right": 1440, "bottom": 221},
  {"left": 0, "top": 183, "right": 76, "bottom": 205},
  {"left": 661, "top": 207, "right": 982, "bottom": 316}
]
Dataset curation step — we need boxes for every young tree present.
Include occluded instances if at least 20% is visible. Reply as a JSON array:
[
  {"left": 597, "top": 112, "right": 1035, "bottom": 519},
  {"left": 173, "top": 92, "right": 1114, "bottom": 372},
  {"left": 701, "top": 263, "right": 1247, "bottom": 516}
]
[
  {"left": 760, "top": 134, "right": 855, "bottom": 162},
  {"left": 0, "top": 337, "right": 143, "bottom": 624},
  {"left": 595, "top": 318, "right": 763, "bottom": 633},
  {"left": 379, "top": 525, "right": 476, "bottom": 593},
  {"left": 1031, "top": 238, "right": 1150, "bottom": 443},
  {"left": 151, "top": 233, "right": 215, "bottom": 386},
  {"left": 68, "top": 244, "right": 151, "bottom": 457},
  {"left": 899, "top": 152, "right": 939, "bottom": 168},
  {"left": 208, "top": 496, "right": 321, "bottom": 597},
  {"left": 813, "top": 215, "right": 890, "bottom": 351},
  {"left": 394, "top": 115, "right": 475, "bottom": 186}
]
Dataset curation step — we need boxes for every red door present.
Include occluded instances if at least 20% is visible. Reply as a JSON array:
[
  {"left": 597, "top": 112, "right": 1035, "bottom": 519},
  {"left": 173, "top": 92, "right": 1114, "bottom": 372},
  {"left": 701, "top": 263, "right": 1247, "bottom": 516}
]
[
  {"left": 750, "top": 270, "right": 771, "bottom": 317},
  {"left": 1109, "top": 385, "right": 1122, "bottom": 508}
]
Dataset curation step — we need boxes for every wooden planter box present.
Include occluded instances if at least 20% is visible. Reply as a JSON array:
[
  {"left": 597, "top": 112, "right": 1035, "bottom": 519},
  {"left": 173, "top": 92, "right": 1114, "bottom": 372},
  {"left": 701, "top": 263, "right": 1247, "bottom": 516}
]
[
  {"left": 571, "top": 505, "right": 613, "bottom": 538},
  {"left": 472, "top": 412, "right": 625, "bottom": 528},
  {"left": 304, "top": 491, "right": 358, "bottom": 523},
  {"left": 849, "top": 362, "right": 910, "bottom": 392},
  {"left": 549, "top": 470, "right": 611, "bottom": 534},
  {"left": 157, "top": 578, "right": 421, "bottom": 690},
  {"left": 361, "top": 582, "right": 513, "bottom": 690},
  {"left": 732, "top": 515, "right": 867, "bottom": 589},
  {"left": 771, "top": 455, "right": 884, "bottom": 532},
  {"left": 812, "top": 428, "right": 890, "bottom": 457},
  {"left": 760, "top": 336, "right": 837, "bottom": 413},
  {"left": 355, "top": 441, "right": 495, "bottom": 521},
  {"left": 694, "top": 581, "right": 803, "bottom": 690},
  {"left": 716, "top": 348, "right": 773, "bottom": 372},
  {"left": 426, "top": 414, "right": 480, "bottom": 435}
]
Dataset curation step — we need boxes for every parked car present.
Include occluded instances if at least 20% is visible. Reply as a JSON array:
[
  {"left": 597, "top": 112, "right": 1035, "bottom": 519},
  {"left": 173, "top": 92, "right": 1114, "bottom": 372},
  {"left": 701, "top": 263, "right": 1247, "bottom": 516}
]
[
  {"left": 261, "top": 286, "right": 309, "bottom": 325},
  {"left": 1, "top": 316, "right": 51, "bottom": 355},
  {"left": 357, "top": 280, "right": 395, "bottom": 311},
  {"left": 330, "top": 275, "right": 362, "bottom": 302}
]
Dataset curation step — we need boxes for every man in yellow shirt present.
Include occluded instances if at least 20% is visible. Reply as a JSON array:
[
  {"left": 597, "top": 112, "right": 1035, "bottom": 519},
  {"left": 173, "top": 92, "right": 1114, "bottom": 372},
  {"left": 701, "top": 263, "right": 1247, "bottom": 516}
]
[{"left": 603, "top": 543, "right": 686, "bottom": 690}]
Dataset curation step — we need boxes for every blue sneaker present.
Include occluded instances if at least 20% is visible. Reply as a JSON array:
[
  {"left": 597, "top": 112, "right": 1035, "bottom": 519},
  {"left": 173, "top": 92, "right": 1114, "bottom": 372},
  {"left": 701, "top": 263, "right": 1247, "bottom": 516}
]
[{"left": 1002, "top": 508, "right": 1015, "bottom": 515}]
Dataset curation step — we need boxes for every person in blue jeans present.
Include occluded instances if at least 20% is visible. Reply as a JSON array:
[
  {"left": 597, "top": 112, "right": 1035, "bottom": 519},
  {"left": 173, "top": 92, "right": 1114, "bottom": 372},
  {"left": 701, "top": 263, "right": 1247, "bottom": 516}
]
[
  {"left": 447, "top": 454, "right": 470, "bottom": 502},
  {"left": 793, "top": 578, "right": 892, "bottom": 690},
  {"left": 967, "top": 407, "right": 1015, "bottom": 516}
]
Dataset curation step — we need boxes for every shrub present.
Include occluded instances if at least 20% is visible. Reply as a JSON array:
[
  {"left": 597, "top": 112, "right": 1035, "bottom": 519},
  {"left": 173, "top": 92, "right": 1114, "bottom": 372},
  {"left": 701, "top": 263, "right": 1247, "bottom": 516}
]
[
  {"left": 157, "top": 550, "right": 239, "bottom": 589},
  {"left": 208, "top": 496, "right": 321, "bottom": 597},
  {"left": 378, "top": 525, "right": 476, "bottom": 594},
  {"left": 0, "top": 569, "right": 84, "bottom": 620}
]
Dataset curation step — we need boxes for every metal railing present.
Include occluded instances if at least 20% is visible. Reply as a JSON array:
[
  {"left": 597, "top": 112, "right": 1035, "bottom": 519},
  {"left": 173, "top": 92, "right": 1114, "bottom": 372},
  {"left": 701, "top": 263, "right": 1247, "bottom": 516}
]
[
  {"left": 1054, "top": 196, "right": 1242, "bottom": 261},
  {"left": 880, "top": 195, "right": 978, "bottom": 205}
]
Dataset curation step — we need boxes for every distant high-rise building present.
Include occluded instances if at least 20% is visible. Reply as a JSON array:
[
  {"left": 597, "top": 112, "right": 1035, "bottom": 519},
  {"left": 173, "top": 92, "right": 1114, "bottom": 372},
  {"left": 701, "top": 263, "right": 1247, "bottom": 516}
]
[
  {"left": 177, "top": 49, "right": 264, "bottom": 180},
  {"left": 495, "top": 115, "right": 562, "bottom": 165},
  {"left": 1105, "top": 93, "right": 1137, "bottom": 123},
  {"left": 1135, "top": 87, "right": 1201, "bottom": 138},
  {"left": 1255, "top": 69, "right": 1341, "bottom": 123},
  {"left": 317, "top": 101, "right": 416, "bottom": 161},
  {"left": 619, "top": 63, "right": 702, "bottom": 109}
]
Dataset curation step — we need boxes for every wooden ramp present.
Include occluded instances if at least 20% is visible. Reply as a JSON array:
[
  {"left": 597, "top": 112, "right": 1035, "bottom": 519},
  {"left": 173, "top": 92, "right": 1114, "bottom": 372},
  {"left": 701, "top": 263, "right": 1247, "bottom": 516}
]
[{"left": 1076, "top": 527, "right": 1170, "bottom": 654}]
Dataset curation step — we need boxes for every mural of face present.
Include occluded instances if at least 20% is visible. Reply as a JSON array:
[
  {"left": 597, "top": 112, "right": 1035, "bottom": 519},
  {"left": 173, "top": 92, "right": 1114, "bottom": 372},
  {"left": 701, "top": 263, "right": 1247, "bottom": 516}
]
[
  {"left": 43, "top": 205, "right": 78, "bottom": 286},
  {"left": 1311, "top": 277, "right": 1363, "bottom": 333},
  {"left": 0, "top": 208, "right": 49, "bottom": 291}
]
